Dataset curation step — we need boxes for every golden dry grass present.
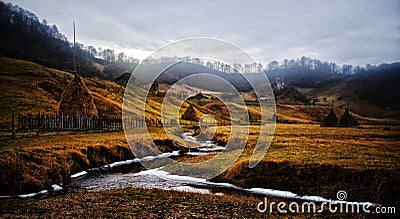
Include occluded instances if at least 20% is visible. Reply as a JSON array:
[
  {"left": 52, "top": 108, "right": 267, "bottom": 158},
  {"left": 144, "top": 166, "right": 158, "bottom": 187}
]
[
  {"left": 199, "top": 123, "right": 400, "bottom": 170},
  {"left": 196, "top": 123, "right": 400, "bottom": 206}
]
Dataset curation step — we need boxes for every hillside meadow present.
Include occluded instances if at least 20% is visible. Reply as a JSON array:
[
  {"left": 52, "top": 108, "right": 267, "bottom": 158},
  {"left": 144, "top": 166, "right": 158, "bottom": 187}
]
[{"left": 0, "top": 57, "right": 124, "bottom": 130}]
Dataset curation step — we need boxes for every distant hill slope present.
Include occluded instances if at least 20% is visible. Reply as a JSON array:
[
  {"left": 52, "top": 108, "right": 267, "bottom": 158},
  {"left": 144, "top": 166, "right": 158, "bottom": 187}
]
[
  {"left": 114, "top": 72, "right": 132, "bottom": 86},
  {"left": 0, "top": 2, "right": 102, "bottom": 77},
  {"left": 302, "top": 63, "right": 400, "bottom": 118},
  {"left": 143, "top": 62, "right": 253, "bottom": 92},
  {"left": 0, "top": 2, "right": 140, "bottom": 81},
  {"left": 266, "top": 68, "right": 349, "bottom": 88},
  {"left": 129, "top": 60, "right": 400, "bottom": 122},
  {"left": 0, "top": 57, "right": 125, "bottom": 130}
]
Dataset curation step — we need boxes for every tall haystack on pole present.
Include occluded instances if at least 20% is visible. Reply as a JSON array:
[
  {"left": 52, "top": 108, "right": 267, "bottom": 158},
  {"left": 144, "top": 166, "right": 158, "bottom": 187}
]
[
  {"left": 57, "top": 22, "right": 98, "bottom": 117},
  {"left": 323, "top": 100, "right": 338, "bottom": 127},
  {"left": 339, "top": 105, "right": 358, "bottom": 127},
  {"left": 57, "top": 76, "right": 98, "bottom": 117}
]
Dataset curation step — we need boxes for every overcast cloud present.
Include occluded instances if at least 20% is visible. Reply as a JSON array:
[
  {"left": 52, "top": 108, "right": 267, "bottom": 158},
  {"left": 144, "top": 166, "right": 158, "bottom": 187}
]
[{"left": 6, "top": 0, "right": 400, "bottom": 66}]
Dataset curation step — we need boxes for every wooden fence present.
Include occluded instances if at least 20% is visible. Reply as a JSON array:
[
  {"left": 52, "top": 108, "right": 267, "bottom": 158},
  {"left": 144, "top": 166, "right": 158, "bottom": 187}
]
[
  {"left": 14, "top": 113, "right": 181, "bottom": 134},
  {"left": 16, "top": 113, "right": 121, "bottom": 132},
  {"left": 9, "top": 112, "right": 227, "bottom": 138}
]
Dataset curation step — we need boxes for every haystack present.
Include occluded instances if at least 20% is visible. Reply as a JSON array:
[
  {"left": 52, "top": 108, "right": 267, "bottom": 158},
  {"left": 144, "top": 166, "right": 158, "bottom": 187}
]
[
  {"left": 323, "top": 109, "right": 338, "bottom": 127},
  {"left": 339, "top": 109, "right": 358, "bottom": 127},
  {"left": 181, "top": 105, "right": 198, "bottom": 121},
  {"left": 57, "top": 75, "right": 98, "bottom": 117}
]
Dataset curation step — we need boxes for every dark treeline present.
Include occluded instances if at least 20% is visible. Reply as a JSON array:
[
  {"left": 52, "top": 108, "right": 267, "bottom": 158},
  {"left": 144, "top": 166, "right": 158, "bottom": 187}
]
[
  {"left": 145, "top": 55, "right": 396, "bottom": 81},
  {"left": 0, "top": 1, "right": 138, "bottom": 79},
  {"left": 264, "top": 57, "right": 400, "bottom": 88},
  {"left": 265, "top": 57, "right": 364, "bottom": 75},
  {"left": 0, "top": 1, "right": 96, "bottom": 77}
]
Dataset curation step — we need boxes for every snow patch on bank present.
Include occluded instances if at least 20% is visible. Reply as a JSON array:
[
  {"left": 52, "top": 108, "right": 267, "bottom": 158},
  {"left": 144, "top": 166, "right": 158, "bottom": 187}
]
[
  {"left": 71, "top": 171, "right": 88, "bottom": 179},
  {"left": 70, "top": 150, "right": 181, "bottom": 179},
  {"left": 0, "top": 184, "right": 63, "bottom": 199}
]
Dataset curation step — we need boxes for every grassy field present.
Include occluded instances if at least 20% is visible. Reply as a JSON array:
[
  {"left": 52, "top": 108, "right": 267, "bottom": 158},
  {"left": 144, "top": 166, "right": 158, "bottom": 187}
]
[
  {"left": 180, "top": 123, "right": 400, "bottom": 206},
  {"left": 5, "top": 123, "right": 397, "bottom": 171},
  {"left": 0, "top": 187, "right": 375, "bottom": 218},
  {"left": 206, "top": 123, "right": 400, "bottom": 170}
]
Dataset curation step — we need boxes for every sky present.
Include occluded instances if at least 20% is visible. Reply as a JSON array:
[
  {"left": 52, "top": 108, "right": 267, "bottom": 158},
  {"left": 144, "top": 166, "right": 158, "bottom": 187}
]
[{"left": 5, "top": 0, "right": 400, "bottom": 66}]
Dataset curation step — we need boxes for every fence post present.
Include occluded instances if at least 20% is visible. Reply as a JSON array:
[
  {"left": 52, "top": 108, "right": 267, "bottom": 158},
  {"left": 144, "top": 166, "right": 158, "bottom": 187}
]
[
  {"left": 11, "top": 112, "right": 15, "bottom": 139},
  {"left": 17, "top": 113, "right": 21, "bottom": 131},
  {"left": 36, "top": 111, "right": 40, "bottom": 136}
]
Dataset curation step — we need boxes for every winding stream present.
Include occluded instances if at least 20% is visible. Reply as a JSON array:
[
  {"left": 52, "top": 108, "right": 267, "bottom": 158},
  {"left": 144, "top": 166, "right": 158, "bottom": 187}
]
[
  {"left": 71, "top": 133, "right": 376, "bottom": 209},
  {"left": 1, "top": 133, "right": 378, "bottom": 209},
  {"left": 72, "top": 133, "right": 227, "bottom": 195}
]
